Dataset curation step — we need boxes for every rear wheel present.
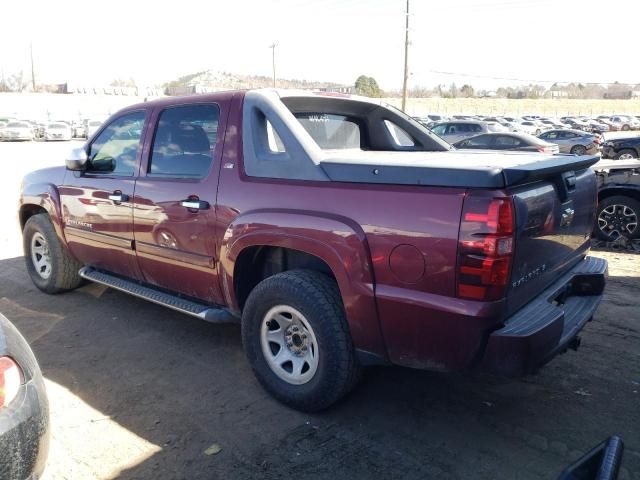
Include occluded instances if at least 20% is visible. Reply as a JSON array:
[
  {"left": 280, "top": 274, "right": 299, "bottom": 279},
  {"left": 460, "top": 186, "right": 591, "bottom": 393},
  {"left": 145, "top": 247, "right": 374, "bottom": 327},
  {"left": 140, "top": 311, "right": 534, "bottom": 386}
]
[
  {"left": 595, "top": 196, "right": 640, "bottom": 240},
  {"left": 622, "top": 124, "right": 630, "bottom": 131},
  {"left": 571, "top": 145, "right": 587, "bottom": 156},
  {"left": 615, "top": 149, "right": 638, "bottom": 160},
  {"left": 23, "top": 214, "right": 83, "bottom": 293},
  {"left": 241, "top": 270, "right": 360, "bottom": 411}
]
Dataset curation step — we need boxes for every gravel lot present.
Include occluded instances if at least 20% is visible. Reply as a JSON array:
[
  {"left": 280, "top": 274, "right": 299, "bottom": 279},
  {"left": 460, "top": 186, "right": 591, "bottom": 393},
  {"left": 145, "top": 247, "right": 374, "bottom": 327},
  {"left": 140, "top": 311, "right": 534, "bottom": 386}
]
[{"left": 0, "top": 140, "right": 639, "bottom": 480}]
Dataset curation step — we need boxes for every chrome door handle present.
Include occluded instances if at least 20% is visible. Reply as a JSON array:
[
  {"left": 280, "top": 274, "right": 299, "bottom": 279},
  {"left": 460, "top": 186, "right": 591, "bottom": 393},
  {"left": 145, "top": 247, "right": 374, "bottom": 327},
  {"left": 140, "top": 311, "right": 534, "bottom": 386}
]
[
  {"left": 181, "top": 199, "right": 210, "bottom": 210},
  {"left": 108, "top": 192, "right": 129, "bottom": 203}
]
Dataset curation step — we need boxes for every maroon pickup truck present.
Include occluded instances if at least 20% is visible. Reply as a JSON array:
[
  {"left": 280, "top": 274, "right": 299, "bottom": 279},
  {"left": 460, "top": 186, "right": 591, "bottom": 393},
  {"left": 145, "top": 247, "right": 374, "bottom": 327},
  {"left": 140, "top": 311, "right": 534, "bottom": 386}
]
[{"left": 19, "top": 89, "right": 606, "bottom": 411}]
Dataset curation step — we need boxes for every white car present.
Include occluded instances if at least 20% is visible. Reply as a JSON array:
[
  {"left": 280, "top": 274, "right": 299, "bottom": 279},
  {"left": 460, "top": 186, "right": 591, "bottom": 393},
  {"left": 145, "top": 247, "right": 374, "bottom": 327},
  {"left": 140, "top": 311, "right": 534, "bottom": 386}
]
[
  {"left": 86, "top": 119, "right": 104, "bottom": 138},
  {"left": 515, "top": 120, "right": 548, "bottom": 136},
  {"left": 0, "top": 121, "right": 33, "bottom": 141},
  {"left": 44, "top": 123, "right": 72, "bottom": 141}
]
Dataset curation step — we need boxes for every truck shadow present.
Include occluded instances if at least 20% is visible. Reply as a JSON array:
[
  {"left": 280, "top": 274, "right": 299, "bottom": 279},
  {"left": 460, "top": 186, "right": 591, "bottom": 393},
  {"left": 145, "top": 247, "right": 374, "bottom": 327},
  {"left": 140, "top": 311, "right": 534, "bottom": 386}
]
[{"left": 0, "top": 255, "right": 638, "bottom": 480}]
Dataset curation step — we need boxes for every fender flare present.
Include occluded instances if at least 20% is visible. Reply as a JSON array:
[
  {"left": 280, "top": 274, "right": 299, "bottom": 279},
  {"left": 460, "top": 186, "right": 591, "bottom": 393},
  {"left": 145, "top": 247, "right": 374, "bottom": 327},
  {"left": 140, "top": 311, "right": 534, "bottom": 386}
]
[
  {"left": 220, "top": 209, "right": 386, "bottom": 357},
  {"left": 19, "top": 183, "right": 67, "bottom": 246}
]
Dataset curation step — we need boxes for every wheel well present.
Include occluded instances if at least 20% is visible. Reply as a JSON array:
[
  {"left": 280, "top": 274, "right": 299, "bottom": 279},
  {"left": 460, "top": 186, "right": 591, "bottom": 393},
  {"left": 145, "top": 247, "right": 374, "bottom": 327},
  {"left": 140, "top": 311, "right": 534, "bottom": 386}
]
[
  {"left": 599, "top": 188, "right": 640, "bottom": 204},
  {"left": 234, "top": 246, "right": 336, "bottom": 311},
  {"left": 19, "top": 204, "right": 47, "bottom": 230}
]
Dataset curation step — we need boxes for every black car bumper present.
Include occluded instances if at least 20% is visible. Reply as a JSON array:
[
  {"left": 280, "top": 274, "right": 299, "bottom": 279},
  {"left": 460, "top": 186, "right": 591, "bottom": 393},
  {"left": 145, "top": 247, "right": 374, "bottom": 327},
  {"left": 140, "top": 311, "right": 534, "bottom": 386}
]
[
  {"left": 480, "top": 256, "right": 607, "bottom": 377},
  {"left": 0, "top": 378, "right": 49, "bottom": 480},
  {"left": 0, "top": 313, "right": 49, "bottom": 480}
]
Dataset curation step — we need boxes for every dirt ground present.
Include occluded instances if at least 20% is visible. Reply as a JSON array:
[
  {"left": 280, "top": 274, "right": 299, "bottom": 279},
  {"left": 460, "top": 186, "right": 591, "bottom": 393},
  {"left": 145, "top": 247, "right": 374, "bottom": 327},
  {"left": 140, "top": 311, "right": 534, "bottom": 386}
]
[{"left": 0, "top": 142, "right": 639, "bottom": 479}]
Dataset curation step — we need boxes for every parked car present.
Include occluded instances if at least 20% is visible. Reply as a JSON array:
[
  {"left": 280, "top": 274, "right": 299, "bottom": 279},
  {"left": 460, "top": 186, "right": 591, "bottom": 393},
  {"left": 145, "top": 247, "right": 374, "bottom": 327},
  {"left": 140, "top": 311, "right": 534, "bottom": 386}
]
[
  {"left": 0, "top": 121, "right": 34, "bottom": 141},
  {"left": 19, "top": 89, "right": 606, "bottom": 411},
  {"left": 587, "top": 119, "right": 610, "bottom": 133},
  {"left": 0, "top": 313, "right": 49, "bottom": 480},
  {"left": 516, "top": 120, "right": 546, "bottom": 136},
  {"left": 538, "top": 129, "right": 601, "bottom": 155},
  {"left": 601, "top": 136, "right": 640, "bottom": 159},
  {"left": 85, "top": 119, "right": 103, "bottom": 138},
  {"left": 453, "top": 132, "right": 559, "bottom": 153},
  {"left": 71, "top": 121, "right": 86, "bottom": 138},
  {"left": 430, "top": 120, "right": 507, "bottom": 143},
  {"left": 43, "top": 122, "right": 72, "bottom": 141},
  {"left": 596, "top": 117, "right": 621, "bottom": 132},
  {"left": 610, "top": 115, "right": 638, "bottom": 131},
  {"left": 594, "top": 159, "right": 640, "bottom": 240}
]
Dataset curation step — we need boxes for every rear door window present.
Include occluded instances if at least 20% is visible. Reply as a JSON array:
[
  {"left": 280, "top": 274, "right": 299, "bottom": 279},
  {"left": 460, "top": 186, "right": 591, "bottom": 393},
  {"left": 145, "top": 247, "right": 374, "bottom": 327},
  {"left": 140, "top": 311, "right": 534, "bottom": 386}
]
[{"left": 148, "top": 104, "right": 219, "bottom": 178}]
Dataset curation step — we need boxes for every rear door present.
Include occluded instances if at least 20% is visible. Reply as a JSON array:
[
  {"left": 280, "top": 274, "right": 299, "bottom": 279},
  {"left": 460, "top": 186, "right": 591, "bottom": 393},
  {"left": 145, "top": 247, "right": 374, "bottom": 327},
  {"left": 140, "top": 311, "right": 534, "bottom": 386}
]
[
  {"left": 132, "top": 101, "right": 228, "bottom": 304},
  {"left": 61, "top": 110, "right": 147, "bottom": 279}
]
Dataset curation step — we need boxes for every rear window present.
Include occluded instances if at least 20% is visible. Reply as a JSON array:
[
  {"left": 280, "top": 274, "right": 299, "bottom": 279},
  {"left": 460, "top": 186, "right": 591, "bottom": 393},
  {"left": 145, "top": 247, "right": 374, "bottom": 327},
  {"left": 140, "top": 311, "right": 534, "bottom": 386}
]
[{"left": 294, "top": 113, "right": 361, "bottom": 149}]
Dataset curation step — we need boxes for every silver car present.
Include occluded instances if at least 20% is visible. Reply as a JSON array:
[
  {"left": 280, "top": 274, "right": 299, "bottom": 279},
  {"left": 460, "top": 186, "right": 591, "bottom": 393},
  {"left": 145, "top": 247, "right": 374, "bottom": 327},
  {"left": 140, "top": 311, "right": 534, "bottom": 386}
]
[
  {"left": 537, "top": 129, "right": 601, "bottom": 155},
  {"left": 430, "top": 120, "right": 507, "bottom": 144}
]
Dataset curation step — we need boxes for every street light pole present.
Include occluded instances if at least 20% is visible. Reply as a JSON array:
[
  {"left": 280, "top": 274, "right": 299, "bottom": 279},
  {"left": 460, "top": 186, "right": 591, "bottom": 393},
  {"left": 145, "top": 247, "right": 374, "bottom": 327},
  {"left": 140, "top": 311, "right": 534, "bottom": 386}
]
[
  {"left": 30, "top": 41, "right": 36, "bottom": 91},
  {"left": 269, "top": 43, "right": 277, "bottom": 88},
  {"left": 401, "top": 0, "right": 410, "bottom": 112}
]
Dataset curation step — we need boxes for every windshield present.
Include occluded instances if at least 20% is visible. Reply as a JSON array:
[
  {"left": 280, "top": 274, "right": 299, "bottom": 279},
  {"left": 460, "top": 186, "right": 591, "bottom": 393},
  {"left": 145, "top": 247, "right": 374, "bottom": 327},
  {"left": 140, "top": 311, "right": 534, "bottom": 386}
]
[{"left": 7, "top": 122, "right": 28, "bottom": 128}]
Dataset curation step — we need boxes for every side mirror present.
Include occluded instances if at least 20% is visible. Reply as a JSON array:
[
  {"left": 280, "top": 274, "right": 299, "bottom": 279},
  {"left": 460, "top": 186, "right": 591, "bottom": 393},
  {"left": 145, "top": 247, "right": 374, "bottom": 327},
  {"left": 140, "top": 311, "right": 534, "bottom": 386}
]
[
  {"left": 66, "top": 147, "right": 88, "bottom": 171},
  {"left": 557, "top": 436, "right": 624, "bottom": 480}
]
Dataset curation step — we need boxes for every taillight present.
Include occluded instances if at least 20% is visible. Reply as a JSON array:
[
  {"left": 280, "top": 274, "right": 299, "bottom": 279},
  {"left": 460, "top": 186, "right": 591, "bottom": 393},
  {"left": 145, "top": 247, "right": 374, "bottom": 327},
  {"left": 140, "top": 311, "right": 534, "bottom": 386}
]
[
  {"left": 457, "top": 195, "right": 515, "bottom": 301},
  {"left": 0, "top": 356, "right": 22, "bottom": 408},
  {"left": 537, "top": 146, "right": 553, "bottom": 153}
]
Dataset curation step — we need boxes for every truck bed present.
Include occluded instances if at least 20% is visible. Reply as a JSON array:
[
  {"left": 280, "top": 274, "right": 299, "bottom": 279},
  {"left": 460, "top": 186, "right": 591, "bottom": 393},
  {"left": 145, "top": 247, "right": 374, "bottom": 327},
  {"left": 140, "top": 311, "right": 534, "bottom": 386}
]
[{"left": 319, "top": 150, "right": 600, "bottom": 188}]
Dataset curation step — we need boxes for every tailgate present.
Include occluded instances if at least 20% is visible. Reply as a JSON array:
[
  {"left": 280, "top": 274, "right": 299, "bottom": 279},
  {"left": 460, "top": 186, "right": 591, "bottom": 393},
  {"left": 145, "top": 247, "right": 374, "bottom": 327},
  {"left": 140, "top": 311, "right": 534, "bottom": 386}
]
[{"left": 506, "top": 167, "right": 597, "bottom": 315}]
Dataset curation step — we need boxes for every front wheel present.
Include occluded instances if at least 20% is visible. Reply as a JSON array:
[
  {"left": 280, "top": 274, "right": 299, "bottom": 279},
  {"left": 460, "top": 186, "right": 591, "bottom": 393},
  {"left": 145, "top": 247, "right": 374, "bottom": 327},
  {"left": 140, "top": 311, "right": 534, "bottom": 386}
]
[
  {"left": 241, "top": 270, "right": 360, "bottom": 412},
  {"left": 595, "top": 196, "right": 640, "bottom": 241},
  {"left": 615, "top": 149, "right": 638, "bottom": 160},
  {"left": 23, "top": 214, "right": 84, "bottom": 293}
]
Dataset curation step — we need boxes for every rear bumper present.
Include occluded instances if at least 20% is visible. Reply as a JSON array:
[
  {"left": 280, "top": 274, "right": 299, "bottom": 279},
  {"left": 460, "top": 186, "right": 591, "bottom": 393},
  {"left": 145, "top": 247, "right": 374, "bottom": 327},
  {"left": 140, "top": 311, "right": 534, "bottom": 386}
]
[{"left": 480, "top": 256, "right": 607, "bottom": 377}]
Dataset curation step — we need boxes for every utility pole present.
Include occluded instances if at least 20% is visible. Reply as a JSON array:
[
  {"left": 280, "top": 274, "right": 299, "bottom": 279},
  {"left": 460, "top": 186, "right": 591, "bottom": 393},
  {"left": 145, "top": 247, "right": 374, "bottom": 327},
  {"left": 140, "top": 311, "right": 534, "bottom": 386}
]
[
  {"left": 30, "top": 41, "right": 36, "bottom": 91},
  {"left": 269, "top": 43, "right": 277, "bottom": 88},
  {"left": 401, "top": 0, "right": 410, "bottom": 112}
]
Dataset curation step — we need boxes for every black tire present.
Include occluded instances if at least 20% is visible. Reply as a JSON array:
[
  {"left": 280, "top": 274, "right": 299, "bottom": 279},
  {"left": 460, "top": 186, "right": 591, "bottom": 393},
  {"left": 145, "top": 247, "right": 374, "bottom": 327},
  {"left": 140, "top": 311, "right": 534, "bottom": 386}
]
[
  {"left": 594, "top": 195, "right": 640, "bottom": 240},
  {"left": 23, "top": 214, "right": 84, "bottom": 293},
  {"left": 622, "top": 124, "right": 630, "bottom": 131},
  {"left": 571, "top": 145, "right": 587, "bottom": 155},
  {"left": 241, "top": 269, "right": 360, "bottom": 412},
  {"left": 614, "top": 149, "right": 638, "bottom": 160}
]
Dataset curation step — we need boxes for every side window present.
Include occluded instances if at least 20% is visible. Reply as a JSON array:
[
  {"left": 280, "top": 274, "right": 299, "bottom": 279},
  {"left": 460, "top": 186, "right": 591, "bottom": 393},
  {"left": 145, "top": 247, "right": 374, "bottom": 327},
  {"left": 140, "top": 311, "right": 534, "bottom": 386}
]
[
  {"left": 431, "top": 124, "right": 446, "bottom": 136},
  {"left": 495, "top": 136, "right": 521, "bottom": 147},
  {"left": 149, "top": 104, "right": 219, "bottom": 178},
  {"left": 466, "top": 135, "right": 492, "bottom": 147},
  {"left": 87, "top": 111, "right": 145, "bottom": 175},
  {"left": 543, "top": 132, "right": 557, "bottom": 139},
  {"left": 384, "top": 120, "right": 415, "bottom": 147},
  {"left": 471, "top": 124, "right": 483, "bottom": 133}
]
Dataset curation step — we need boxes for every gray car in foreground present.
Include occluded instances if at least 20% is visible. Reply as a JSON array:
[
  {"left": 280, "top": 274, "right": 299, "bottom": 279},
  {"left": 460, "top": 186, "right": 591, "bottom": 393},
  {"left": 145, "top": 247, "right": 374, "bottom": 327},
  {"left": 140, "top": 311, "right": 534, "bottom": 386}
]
[
  {"left": 0, "top": 313, "right": 49, "bottom": 480},
  {"left": 538, "top": 129, "right": 601, "bottom": 155}
]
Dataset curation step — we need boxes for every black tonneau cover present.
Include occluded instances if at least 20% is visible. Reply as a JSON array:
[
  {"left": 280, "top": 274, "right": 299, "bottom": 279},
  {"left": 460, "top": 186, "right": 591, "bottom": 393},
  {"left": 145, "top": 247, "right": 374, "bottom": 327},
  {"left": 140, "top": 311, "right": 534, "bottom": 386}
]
[{"left": 319, "top": 150, "right": 600, "bottom": 188}]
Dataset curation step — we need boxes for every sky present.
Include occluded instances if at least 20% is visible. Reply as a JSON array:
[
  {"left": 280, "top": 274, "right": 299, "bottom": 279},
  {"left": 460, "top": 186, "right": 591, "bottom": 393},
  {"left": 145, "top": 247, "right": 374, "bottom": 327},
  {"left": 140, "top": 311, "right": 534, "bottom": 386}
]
[{"left": 2, "top": 0, "right": 640, "bottom": 91}]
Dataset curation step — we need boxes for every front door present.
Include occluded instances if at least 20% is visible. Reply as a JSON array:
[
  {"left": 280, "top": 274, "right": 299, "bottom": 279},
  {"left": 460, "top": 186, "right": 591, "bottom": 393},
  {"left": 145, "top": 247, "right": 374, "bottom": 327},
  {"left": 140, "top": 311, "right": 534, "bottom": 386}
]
[
  {"left": 132, "top": 102, "right": 227, "bottom": 304},
  {"left": 60, "top": 110, "right": 148, "bottom": 279}
]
